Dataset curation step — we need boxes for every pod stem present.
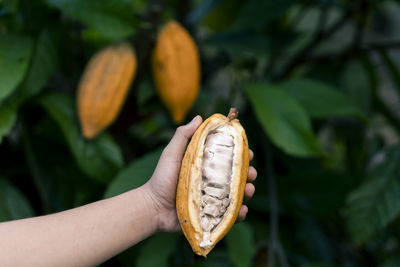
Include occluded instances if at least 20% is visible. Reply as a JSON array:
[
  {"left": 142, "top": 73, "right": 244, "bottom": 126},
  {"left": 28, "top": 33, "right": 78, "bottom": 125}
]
[{"left": 227, "top": 107, "right": 239, "bottom": 121}]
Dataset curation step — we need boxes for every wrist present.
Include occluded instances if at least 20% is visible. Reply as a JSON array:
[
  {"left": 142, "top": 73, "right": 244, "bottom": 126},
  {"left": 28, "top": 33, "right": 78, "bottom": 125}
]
[
  {"left": 139, "top": 182, "right": 162, "bottom": 232},
  {"left": 129, "top": 183, "right": 160, "bottom": 235},
  {"left": 140, "top": 182, "right": 180, "bottom": 233}
]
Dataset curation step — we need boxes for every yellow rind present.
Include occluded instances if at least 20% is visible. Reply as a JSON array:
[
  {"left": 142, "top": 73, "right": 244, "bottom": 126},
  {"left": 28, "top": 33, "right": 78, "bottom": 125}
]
[
  {"left": 176, "top": 113, "right": 249, "bottom": 256},
  {"left": 77, "top": 42, "right": 137, "bottom": 139},
  {"left": 152, "top": 20, "right": 201, "bottom": 124}
]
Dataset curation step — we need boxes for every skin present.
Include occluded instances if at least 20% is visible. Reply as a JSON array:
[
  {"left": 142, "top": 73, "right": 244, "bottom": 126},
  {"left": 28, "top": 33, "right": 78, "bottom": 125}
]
[{"left": 0, "top": 115, "right": 257, "bottom": 267}]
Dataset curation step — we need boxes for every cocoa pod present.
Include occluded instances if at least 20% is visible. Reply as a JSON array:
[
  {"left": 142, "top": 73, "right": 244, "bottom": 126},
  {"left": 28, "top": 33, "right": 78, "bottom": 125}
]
[
  {"left": 152, "top": 21, "right": 201, "bottom": 124},
  {"left": 176, "top": 108, "right": 249, "bottom": 256},
  {"left": 77, "top": 42, "right": 136, "bottom": 139}
]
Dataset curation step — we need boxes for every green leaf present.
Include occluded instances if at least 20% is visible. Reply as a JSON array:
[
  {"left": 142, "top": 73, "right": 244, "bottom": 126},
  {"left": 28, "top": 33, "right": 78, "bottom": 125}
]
[
  {"left": 1, "top": 0, "right": 19, "bottom": 15},
  {"left": 281, "top": 171, "right": 355, "bottom": 217},
  {"left": 245, "top": 83, "right": 321, "bottom": 157},
  {"left": 188, "top": 0, "right": 221, "bottom": 24},
  {"left": 344, "top": 146, "right": 400, "bottom": 245},
  {"left": 341, "top": 60, "right": 372, "bottom": 114},
  {"left": 225, "top": 223, "right": 256, "bottom": 267},
  {"left": 297, "top": 219, "right": 333, "bottom": 261},
  {"left": 194, "top": 249, "right": 235, "bottom": 267},
  {"left": 0, "top": 34, "right": 34, "bottom": 103},
  {"left": 203, "top": 0, "right": 244, "bottom": 31},
  {"left": 104, "top": 148, "right": 163, "bottom": 198},
  {"left": 46, "top": 0, "right": 136, "bottom": 40},
  {"left": 136, "top": 233, "right": 178, "bottom": 267},
  {"left": 234, "top": 0, "right": 298, "bottom": 30},
  {"left": 0, "top": 30, "right": 59, "bottom": 144},
  {"left": 379, "top": 49, "right": 400, "bottom": 96},
  {"left": 0, "top": 98, "right": 19, "bottom": 143},
  {"left": 20, "top": 29, "right": 59, "bottom": 100},
  {"left": 380, "top": 257, "right": 400, "bottom": 267},
  {"left": 0, "top": 178, "right": 34, "bottom": 222},
  {"left": 39, "top": 93, "right": 123, "bottom": 183},
  {"left": 301, "top": 263, "right": 337, "bottom": 267},
  {"left": 205, "top": 31, "right": 270, "bottom": 57},
  {"left": 279, "top": 79, "right": 364, "bottom": 119}
]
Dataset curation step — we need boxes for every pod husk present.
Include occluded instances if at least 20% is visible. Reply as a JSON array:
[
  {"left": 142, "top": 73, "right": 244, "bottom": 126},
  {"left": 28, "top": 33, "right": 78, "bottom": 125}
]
[
  {"left": 152, "top": 20, "right": 200, "bottom": 124},
  {"left": 77, "top": 42, "right": 136, "bottom": 139},
  {"left": 176, "top": 110, "right": 249, "bottom": 256}
]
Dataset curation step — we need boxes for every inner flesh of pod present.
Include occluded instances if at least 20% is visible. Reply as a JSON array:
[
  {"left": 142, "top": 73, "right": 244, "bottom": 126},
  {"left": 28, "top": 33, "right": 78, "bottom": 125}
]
[{"left": 199, "top": 126, "right": 235, "bottom": 247}]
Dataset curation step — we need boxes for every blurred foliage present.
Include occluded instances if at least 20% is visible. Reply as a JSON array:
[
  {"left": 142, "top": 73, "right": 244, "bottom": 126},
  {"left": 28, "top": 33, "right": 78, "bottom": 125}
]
[{"left": 2, "top": 0, "right": 400, "bottom": 266}]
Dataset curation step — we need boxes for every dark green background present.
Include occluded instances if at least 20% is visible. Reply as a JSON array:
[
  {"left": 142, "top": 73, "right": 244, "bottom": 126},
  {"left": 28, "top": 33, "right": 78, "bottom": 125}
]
[{"left": 1, "top": 0, "right": 400, "bottom": 266}]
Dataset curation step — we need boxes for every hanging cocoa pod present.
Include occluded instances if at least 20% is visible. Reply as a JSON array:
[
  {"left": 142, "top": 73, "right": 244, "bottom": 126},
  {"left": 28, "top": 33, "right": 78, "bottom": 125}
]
[
  {"left": 77, "top": 42, "right": 136, "bottom": 139},
  {"left": 152, "top": 20, "right": 201, "bottom": 124},
  {"left": 176, "top": 108, "right": 249, "bottom": 256}
]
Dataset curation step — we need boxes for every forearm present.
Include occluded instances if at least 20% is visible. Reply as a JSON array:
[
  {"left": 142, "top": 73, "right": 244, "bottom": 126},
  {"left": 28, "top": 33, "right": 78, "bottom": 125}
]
[{"left": 0, "top": 184, "right": 158, "bottom": 267}]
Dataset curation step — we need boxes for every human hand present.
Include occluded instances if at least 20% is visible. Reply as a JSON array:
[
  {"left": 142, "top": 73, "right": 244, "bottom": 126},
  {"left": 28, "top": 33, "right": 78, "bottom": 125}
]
[{"left": 144, "top": 115, "right": 257, "bottom": 232}]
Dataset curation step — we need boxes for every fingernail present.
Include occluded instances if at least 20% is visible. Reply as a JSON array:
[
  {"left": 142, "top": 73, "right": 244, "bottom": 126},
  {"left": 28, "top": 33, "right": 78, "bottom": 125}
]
[{"left": 188, "top": 115, "right": 200, "bottom": 125}]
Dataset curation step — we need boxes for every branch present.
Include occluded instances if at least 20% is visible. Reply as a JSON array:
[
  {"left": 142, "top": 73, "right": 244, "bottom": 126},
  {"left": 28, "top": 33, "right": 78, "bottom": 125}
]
[
  {"left": 362, "top": 54, "right": 400, "bottom": 134},
  {"left": 296, "top": 41, "right": 400, "bottom": 65},
  {"left": 375, "top": 97, "right": 400, "bottom": 134},
  {"left": 111, "top": 0, "right": 167, "bottom": 137},
  {"left": 266, "top": 141, "right": 289, "bottom": 267},
  {"left": 177, "top": 0, "right": 190, "bottom": 27},
  {"left": 290, "top": 3, "right": 310, "bottom": 28},
  {"left": 352, "top": 0, "right": 369, "bottom": 50},
  {"left": 21, "top": 120, "right": 50, "bottom": 213},
  {"left": 264, "top": 1, "right": 312, "bottom": 77},
  {"left": 273, "top": 7, "right": 352, "bottom": 80},
  {"left": 316, "top": 4, "right": 328, "bottom": 36},
  {"left": 267, "top": 145, "right": 277, "bottom": 267},
  {"left": 362, "top": 41, "right": 400, "bottom": 52},
  {"left": 303, "top": 48, "right": 400, "bottom": 134}
]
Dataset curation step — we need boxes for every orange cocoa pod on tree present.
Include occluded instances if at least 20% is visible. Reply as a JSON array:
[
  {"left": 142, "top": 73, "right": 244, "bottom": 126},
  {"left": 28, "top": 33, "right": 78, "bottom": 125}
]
[
  {"left": 152, "top": 20, "right": 201, "bottom": 124},
  {"left": 77, "top": 42, "right": 136, "bottom": 139},
  {"left": 176, "top": 108, "right": 249, "bottom": 256}
]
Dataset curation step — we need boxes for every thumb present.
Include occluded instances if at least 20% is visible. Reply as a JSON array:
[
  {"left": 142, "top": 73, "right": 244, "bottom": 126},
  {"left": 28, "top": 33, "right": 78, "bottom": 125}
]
[{"left": 162, "top": 115, "right": 203, "bottom": 160}]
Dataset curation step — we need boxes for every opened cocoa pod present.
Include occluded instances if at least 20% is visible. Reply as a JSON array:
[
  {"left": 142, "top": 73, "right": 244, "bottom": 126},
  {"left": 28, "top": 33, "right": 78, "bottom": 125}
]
[{"left": 176, "top": 108, "right": 249, "bottom": 256}]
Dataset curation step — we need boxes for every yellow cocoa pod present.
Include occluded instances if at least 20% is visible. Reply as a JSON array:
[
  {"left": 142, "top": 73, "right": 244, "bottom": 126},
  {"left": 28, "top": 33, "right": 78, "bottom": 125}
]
[
  {"left": 176, "top": 108, "right": 249, "bottom": 256},
  {"left": 77, "top": 42, "right": 136, "bottom": 139},
  {"left": 152, "top": 20, "right": 201, "bottom": 124}
]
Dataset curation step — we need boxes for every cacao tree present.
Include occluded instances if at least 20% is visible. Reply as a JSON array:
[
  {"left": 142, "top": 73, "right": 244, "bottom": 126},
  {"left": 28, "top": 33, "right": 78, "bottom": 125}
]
[{"left": 1, "top": 0, "right": 400, "bottom": 266}]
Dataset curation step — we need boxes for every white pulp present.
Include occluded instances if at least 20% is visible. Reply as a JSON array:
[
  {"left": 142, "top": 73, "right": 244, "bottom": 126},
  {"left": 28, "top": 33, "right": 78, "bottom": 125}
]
[{"left": 199, "top": 128, "right": 234, "bottom": 247}]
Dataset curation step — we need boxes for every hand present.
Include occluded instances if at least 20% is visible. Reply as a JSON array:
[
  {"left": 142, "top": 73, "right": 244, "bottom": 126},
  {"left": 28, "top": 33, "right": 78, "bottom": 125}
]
[{"left": 144, "top": 115, "right": 257, "bottom": 232}]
